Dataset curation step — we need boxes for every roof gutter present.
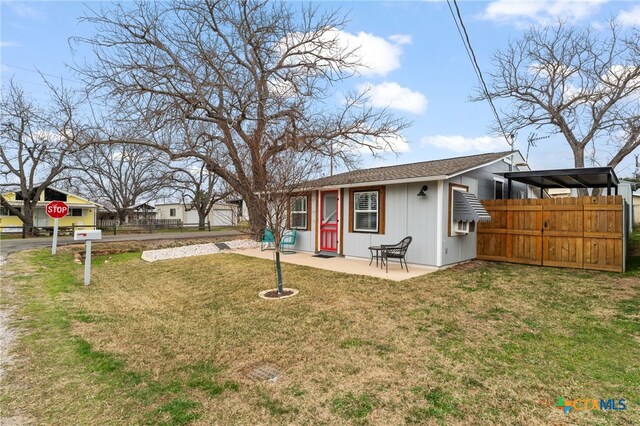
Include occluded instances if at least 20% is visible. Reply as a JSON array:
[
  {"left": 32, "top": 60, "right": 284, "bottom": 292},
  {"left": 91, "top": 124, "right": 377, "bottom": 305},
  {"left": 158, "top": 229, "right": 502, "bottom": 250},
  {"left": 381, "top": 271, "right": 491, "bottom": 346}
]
[{"left": 308, "top": 175, "right": 448, "bottom": 191}]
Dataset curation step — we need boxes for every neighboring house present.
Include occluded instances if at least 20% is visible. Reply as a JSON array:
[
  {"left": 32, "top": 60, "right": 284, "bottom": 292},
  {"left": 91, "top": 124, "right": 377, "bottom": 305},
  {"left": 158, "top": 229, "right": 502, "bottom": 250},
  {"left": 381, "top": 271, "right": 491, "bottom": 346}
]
[
  {"left": 633, "top": 192, "right": 640, "bottom": 225},
  {"left": 155, "top": 202, "right": 238, "bottom": 226},
  {"left": 97, "top": 202, "right": 158, "bottom": 223},
  {"left": 130, "top": 203, "right": 158, "bottom": 222},
  {"left": 0, "top": 186, "right": 100, "bottom": 232},
  {"left": 285, "top": 151, "right": 529, "bottom": 268},
  {"left": 227, "top": 198, "right": 249, "bottom": 222}
]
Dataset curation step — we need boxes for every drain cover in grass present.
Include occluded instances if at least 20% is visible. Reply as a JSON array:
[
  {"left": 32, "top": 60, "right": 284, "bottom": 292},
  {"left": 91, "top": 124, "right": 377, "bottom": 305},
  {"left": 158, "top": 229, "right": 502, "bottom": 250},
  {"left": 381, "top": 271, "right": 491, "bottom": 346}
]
[
  {"left": 248, "top": 364, "right": 279, "bottom": 382},
  {"left": 215, "top": 242, "right": 231, "bottom": 250}
]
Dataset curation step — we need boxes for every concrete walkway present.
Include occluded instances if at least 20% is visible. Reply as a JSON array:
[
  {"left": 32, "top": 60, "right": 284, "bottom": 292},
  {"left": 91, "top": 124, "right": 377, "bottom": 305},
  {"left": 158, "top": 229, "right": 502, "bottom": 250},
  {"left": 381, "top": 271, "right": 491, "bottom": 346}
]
[
  {"left": 233, "top": 248, "right": 438, "bottom": 282},
  {"left": 0, "top": 229, "right": 244, "bottom": 255}
]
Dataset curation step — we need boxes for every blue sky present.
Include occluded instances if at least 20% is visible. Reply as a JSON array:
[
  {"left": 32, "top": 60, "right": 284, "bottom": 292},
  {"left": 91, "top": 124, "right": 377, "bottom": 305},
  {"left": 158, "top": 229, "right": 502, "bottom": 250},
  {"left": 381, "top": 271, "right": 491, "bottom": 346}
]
[{"left": 1, "top": 0, "right": 639, "bottom": 178}]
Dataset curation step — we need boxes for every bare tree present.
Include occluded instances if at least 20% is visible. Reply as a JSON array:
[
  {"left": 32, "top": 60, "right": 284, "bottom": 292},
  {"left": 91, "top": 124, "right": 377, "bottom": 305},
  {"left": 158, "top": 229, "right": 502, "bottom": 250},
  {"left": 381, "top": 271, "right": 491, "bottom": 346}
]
[
  {"left": 75, "top": 0, "right": 408, "bottom": 236},
  {"left": 256, "top": 149, "right": 322, "bottom": 295},
  {"left": 71, "top": 143, "right": 172, "bottom": 224},
  {"left": 170, "top": 159, "right": 232, "bottom": 230},
  {"left": 0, "top": 80, "right": 84, "bottom": 236},
  {"left": 477, "top": 21, "right": 640, "bottom": 175}
]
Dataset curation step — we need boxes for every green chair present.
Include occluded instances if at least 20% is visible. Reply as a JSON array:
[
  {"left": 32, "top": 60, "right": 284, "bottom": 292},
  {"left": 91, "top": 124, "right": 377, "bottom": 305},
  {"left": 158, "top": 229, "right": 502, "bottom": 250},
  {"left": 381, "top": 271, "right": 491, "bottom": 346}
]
[
  {"left": 280, "top": 230, "right": 297, "bottom": 254},
  {"left": 260, "top": 229, "right": 276, "bottom": 251}
]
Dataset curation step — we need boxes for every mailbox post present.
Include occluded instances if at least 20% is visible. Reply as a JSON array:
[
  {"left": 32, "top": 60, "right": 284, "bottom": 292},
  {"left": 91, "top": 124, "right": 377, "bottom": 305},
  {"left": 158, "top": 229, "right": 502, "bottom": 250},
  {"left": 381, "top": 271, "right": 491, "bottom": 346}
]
[{"left": 74, "top": 230, "right": 102, "bottom": 285}]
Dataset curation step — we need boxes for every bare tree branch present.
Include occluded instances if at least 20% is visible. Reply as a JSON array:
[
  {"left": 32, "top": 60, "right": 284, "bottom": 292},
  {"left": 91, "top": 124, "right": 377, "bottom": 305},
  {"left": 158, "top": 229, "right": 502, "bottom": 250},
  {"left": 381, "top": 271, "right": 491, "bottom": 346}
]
[{"left": 475, "top": 20, "right": 639, "bottom": 176}]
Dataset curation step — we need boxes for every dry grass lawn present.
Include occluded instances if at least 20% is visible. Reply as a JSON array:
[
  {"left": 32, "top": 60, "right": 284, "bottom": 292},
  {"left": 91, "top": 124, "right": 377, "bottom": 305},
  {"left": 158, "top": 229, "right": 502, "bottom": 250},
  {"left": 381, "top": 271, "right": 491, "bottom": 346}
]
[{"left": 1, "top": 238, "right": 639, "bottom": 425}]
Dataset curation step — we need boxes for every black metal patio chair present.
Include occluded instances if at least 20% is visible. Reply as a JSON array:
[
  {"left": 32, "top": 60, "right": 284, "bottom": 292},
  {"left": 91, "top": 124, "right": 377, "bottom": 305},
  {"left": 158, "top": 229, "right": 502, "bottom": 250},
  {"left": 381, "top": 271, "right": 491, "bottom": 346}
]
[{"left": 381, "top": 236, "right": 413, "bottom": 273}]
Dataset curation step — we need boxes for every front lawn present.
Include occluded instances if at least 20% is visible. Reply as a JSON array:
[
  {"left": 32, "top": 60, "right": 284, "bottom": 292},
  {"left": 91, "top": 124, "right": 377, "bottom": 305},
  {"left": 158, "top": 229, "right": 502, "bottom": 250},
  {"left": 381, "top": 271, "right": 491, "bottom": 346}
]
[{"left": 1, "top": 241, "right": 638, "bottom": 425}]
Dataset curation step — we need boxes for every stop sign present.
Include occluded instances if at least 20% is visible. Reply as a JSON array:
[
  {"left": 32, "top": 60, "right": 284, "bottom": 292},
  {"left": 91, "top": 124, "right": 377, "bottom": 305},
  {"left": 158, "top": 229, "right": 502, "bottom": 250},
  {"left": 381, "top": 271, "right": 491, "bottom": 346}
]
[{"left": 46, "top": 201, "right": 69, "bottom": 219}]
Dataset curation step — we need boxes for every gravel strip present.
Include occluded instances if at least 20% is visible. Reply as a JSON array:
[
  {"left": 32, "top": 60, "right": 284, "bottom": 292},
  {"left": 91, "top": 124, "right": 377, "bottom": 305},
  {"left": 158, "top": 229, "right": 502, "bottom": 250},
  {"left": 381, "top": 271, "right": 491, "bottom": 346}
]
[
  {"left": 0, "top": 256, "right": 18, "bottom": 383},
  {"left": 224, "top": 239, "right": 260, "bottom": 250},
  {"left": 141, "top": 239, "right": 259, "bottom": 262}
]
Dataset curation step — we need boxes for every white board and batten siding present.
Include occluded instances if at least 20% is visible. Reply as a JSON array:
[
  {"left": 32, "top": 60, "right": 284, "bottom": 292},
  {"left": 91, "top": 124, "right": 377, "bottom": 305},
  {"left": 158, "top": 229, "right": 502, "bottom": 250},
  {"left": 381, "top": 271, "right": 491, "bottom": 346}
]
[
  {"left": 340, "top": 182, "right": 440, "bottom": 267},
  {"left": 440, "top": 176, "right": 479, "bottom": 267}
]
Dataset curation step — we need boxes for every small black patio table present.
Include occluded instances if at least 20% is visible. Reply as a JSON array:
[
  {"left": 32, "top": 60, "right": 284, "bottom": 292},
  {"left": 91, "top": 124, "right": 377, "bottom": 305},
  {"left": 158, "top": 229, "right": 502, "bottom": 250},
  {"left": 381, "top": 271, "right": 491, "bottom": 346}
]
[{"left": 368, "top": 245, "right": 383, "bottom": 268}]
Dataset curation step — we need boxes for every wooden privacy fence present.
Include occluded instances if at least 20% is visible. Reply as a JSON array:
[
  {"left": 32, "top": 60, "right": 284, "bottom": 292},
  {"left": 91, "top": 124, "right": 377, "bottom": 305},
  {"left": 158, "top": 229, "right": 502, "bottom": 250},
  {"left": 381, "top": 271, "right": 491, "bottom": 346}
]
[{"left": 477, "top": 196, "right": 626, "bottom": 272}]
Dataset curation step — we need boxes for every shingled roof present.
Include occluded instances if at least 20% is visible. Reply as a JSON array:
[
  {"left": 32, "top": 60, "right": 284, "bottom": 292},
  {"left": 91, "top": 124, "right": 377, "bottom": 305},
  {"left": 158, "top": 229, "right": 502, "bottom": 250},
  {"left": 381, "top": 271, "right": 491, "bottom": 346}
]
[{"left": 307, "top": 151, "right": 517, "bottom": 188}]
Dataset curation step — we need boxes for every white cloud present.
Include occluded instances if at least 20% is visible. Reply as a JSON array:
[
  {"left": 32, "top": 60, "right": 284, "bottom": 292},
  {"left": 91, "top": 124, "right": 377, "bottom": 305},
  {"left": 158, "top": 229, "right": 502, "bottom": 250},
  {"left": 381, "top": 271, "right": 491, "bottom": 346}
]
[
  {"left": 336, "top": 30, "right": 411, "bottom": 76},
  {"left": 388, "top": 34, "right": 412, "bottom": 45},
  {"left": 360, "top": 82, "right": 427, "bottom": 114},
  {"left": 383, "top": 133, "right": 411, "bottom": 153},
  {"left": 420, "top": 135, "right": 511, "bottom": 153},
  {"left": 617, "top": 5, "right": 640, "bottom": 27},
  {"left": 0, "top": 41, "right": 19, "bottom": 48},
  {"left": 481, "top": 0, "right": 608, "bottom": 25},
  {"left": 278, "top": 29, "right": 411, "bottom": 79}
]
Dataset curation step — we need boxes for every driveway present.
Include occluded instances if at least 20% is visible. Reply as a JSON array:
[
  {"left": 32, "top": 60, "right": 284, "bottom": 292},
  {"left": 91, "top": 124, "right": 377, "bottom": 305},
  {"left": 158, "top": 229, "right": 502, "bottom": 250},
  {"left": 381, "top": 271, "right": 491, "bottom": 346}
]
[{"left": 0, "top": 229, "right": 245, "bottom": 255}]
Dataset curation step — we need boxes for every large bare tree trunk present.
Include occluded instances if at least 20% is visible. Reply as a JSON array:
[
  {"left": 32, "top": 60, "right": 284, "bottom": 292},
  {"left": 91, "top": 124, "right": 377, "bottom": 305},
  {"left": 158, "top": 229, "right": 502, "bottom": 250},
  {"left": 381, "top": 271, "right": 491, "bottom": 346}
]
[
  {"left": 22, "top": 205, "right": 35, "bottom": 238},
  {"left": 572, "top": 146, "right": 589, "bottom": 196},
  {"left": 198, "top": 213, "right": 206, "bottom": 231},
  {"left": 245, "top": 196, "right": 267, "bottom": 239},
  {"left": 117, "top": 211, "right": 127, "bottom": 226}
]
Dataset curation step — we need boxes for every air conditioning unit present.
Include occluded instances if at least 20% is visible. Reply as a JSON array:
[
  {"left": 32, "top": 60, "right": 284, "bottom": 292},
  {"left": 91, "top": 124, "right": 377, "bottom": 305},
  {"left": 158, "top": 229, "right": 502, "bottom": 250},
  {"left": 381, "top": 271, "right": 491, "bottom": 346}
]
[{"left": 453, "top": 220, "right": 469, "bottom": 234}]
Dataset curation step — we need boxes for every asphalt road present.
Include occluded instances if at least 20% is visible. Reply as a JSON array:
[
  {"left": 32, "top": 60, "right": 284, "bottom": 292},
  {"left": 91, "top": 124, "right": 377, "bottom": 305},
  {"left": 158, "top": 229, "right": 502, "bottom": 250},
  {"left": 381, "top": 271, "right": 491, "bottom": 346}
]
[{"left": 0, "top": 229, "right": 245, "bottom": 256}]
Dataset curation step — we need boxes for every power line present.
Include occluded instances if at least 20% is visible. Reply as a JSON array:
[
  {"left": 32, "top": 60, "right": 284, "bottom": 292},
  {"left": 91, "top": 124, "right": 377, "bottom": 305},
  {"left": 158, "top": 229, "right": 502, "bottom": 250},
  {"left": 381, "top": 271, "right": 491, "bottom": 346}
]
[
  {"left": 446, "top": 0, "right": 512, "bottom": 149},
  {"left": 1, "top": 62, "right": 83, "bottom": 84}
]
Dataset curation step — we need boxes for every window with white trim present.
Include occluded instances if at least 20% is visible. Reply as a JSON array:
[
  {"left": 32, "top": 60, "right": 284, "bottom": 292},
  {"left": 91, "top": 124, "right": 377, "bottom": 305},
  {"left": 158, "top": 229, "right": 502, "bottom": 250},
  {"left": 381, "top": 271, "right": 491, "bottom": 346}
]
[
  {"left": 290, "top": 195, "right": 307, "bottom": 230},
  {"left": 169, "top": 208, "right": 177, "bottom": 217},
  {"left": 353, "top": 190, "right": 378, "bottom": 232}
]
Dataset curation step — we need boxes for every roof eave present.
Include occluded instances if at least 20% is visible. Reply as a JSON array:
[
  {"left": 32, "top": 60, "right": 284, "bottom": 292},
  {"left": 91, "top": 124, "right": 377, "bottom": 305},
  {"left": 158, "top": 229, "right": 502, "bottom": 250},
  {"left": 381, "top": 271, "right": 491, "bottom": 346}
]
[
  {"left": 446, "top": 150, "right": 524, "bottom": 180},
  {"left": 308, "top": 175, "right": 449, "bottom": 190}
]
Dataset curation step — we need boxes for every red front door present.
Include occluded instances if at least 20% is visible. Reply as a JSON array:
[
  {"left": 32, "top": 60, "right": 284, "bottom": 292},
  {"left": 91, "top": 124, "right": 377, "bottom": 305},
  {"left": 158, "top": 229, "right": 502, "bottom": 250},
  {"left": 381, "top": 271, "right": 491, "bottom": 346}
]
[{"left": 320, "top": 190, "right": 339, "bottom": 252}]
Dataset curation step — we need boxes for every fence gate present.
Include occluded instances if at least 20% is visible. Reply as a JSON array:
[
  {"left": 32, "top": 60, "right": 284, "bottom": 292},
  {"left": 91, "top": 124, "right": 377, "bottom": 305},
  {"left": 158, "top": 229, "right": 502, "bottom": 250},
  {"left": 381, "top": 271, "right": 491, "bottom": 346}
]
[{"left": 477, "top": 196, "right": 625, "bottom": 272}]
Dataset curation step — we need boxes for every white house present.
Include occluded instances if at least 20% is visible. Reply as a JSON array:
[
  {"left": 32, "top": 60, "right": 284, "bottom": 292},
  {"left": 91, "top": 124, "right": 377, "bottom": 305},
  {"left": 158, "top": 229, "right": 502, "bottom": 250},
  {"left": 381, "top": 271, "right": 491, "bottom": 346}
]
[
  {"left": 155, "top": 202, "right": 238, "bottom": 227},
  {"left": 284, "top": 151, "right": 529, "bottom": 268}
]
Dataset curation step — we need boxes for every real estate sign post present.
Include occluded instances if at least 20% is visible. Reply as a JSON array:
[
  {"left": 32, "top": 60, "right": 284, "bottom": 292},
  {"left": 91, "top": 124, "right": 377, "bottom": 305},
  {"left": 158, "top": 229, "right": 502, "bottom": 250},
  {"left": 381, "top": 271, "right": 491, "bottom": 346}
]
[{"left": 46, "top": 201, "right": 69, "bottom": 255}]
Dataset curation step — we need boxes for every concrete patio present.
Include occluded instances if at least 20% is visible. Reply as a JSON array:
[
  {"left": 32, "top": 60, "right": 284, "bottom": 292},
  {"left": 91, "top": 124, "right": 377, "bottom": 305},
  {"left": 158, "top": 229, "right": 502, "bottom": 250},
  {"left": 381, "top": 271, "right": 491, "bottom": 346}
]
[{"left": 231, "top": 248, "right": 438, "bottom": 281}]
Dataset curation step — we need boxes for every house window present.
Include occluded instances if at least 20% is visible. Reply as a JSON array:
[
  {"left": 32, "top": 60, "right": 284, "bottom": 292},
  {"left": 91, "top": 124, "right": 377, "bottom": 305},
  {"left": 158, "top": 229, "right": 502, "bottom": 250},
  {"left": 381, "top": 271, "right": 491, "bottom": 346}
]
[
  {"left": 289, "top": 195, "right": 308, "bottom": 230},
  {"left": 44, "top": 188, "right": 67, "bottom": 202},
  {"left": 0, "top": 207, "right": 19, "bottom": 216},
  {"left": 68, "top": 208, "right": 83, "bottom": 217},
  {"left": 348, "top": 187, "right": 385, "bottom": 234},
  {"left": 494, "top": 180, "right": 504, "bottom": 200},
  {"left": 353, "top": 190, "right": 378, "bottom": 232},
  {"left": 170, "top": 208, "right": 177, "bottom": 217}
]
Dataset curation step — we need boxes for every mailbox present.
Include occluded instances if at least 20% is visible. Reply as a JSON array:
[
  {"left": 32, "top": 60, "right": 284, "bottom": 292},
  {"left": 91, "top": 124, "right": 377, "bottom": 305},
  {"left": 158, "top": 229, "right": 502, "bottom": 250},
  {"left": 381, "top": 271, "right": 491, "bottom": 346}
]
[{"left": 74, "top": 230, "right": 103, "bottom": 241}]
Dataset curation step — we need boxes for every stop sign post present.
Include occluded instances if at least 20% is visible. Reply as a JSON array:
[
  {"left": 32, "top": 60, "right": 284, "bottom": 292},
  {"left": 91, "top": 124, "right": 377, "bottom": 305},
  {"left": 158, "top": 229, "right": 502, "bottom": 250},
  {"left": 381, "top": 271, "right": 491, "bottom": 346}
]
[{"left": 46, "top": 201, "right": 68, "bottom": 255}]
